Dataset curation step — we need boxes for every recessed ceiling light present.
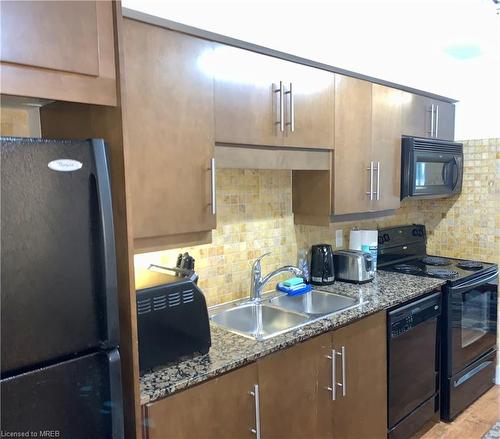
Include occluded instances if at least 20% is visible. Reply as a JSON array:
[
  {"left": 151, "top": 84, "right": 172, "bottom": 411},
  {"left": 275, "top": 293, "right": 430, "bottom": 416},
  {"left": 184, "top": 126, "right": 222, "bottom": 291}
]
[{"left": 444, "top": 44, "right": 483, "bottom": 60}]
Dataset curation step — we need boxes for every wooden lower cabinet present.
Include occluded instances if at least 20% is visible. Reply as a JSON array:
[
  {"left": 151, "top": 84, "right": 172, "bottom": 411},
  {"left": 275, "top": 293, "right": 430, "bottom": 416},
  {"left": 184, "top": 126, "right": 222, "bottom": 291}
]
[
  {"left": 327, "top": 311, "right": 387, "bottom": 439},
  {"left": 144, "top": 363, "right": 258, "bottom": 439},
  {"left": 258, "top": 336, "right": 328, "bottom": 439},
  {"left": 143, "top": 312, "right": 387, "bottom": 439}
]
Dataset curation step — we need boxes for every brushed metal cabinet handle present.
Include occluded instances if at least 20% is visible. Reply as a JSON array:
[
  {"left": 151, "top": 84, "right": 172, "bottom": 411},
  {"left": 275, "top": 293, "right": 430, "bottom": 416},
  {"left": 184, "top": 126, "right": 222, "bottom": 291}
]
[
  {"left": 376, "top": 161, "right": 380, "bottom": 201},
  {"left": 274, "top": 81, "right": 284, "bottom": 133},
  {"left": 337, "top": 346, "right": 347, "bottom": 397},
  {"left": 430, "top": 104, "right": 435, "bottom": 137},
  {"left": 285, "top": 82, "right": 295, "bottom": 133},
  {"left": 210, "top": 157, "right": 216, "bottom": 215},
  {"left": 366, "top": 161, "right": 374, "bottom": 200},
  {"left": 325, "top": 349, "right": 336, "bottom": 401},
  {"left": 250, "top": 384, "right": 261, "bottom": 438},
  {"left": 435, "top": 104, "right": 439, "bottom": 138}
]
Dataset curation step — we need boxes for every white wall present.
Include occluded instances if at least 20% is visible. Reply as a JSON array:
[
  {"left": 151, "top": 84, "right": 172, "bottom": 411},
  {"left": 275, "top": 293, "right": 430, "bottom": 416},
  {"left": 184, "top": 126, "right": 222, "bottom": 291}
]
[{"left": 123, "top": 0, "right": 500, "bottom": 139}]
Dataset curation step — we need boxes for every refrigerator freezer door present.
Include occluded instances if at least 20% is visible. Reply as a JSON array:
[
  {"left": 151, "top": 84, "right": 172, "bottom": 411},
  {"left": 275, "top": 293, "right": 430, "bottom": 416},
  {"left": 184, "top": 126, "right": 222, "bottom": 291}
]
[
  {"left": 1, "top": 138, "right": 118, "bottom": 374},
  {"left": 0, "top": 349, "right": 123, "bottom": 439}
]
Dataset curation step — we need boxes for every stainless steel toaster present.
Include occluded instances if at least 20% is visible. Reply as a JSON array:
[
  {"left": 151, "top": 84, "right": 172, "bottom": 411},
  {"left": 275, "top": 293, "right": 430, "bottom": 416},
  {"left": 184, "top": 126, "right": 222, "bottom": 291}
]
[{"left": 332, "top": 250, "right": 375, "bottom": 283}]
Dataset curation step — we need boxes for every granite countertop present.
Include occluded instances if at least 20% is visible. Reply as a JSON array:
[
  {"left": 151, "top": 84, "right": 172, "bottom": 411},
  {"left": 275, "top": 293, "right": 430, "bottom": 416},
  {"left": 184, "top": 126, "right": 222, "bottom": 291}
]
[{"left": 140, "top": 271, "right": 445, "bottom": 405}]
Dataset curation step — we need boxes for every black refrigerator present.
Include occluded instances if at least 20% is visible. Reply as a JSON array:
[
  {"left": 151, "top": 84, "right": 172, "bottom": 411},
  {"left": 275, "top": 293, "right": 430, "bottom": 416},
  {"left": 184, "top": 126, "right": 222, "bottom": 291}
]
[{"left": 1, "top": 137, "right": 124, "bottom": 438}]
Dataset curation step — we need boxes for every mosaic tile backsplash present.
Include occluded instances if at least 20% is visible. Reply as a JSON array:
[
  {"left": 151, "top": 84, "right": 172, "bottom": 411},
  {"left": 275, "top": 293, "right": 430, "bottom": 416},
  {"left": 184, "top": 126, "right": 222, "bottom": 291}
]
[{"left": 135, "top": 138, "right": 500, "bottom": 307}]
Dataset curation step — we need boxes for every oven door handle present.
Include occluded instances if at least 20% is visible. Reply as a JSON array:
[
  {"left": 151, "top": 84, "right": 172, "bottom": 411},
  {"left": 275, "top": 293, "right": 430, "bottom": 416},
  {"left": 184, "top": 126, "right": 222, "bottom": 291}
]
[{"left": 450, "top": 271, "right": 498, "bottom": 295}]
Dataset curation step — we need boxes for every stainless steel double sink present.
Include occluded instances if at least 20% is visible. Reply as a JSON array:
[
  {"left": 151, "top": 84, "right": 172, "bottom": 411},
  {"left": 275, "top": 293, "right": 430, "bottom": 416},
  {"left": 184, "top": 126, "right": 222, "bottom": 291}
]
[{"left": 210, "top": 289, "right": 362, "bottom": 341}]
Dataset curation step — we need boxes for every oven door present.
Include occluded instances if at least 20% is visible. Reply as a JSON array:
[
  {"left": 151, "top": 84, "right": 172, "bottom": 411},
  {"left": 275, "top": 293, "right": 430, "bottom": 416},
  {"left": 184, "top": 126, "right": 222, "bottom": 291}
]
[
  {"left": 447, "top": 270, "right": 498, "bottom": 376},
  {"left": 410, "top": 150, "right": 463, "bottom": 198}
]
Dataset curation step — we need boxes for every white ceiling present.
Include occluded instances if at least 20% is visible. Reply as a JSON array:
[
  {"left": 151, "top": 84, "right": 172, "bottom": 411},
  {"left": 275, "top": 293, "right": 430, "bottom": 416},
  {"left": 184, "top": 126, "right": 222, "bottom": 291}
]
[{"left": 123, "top": 0, "right": 500, "bottom": 139}]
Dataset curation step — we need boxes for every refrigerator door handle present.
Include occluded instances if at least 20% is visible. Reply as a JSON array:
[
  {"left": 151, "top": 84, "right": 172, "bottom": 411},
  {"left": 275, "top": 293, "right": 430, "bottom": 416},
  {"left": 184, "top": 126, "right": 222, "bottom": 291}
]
[
  {"left": 92, "top": 139, "right": 119, "bottom": 347},
  {"left": 108, "top": 349, "right": 125, "bottom": 439}
]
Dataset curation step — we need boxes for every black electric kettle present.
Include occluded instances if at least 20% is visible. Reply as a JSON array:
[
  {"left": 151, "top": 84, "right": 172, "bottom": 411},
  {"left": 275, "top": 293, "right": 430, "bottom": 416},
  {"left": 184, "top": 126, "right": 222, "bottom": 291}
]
[{"left": 310, "top": 244, "right": 335, "bottom": 285}]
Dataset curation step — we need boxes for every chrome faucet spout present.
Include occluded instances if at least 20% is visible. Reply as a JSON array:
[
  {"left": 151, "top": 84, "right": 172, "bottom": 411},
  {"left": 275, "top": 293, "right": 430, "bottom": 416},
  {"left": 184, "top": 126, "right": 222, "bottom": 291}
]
[{"left": 250, "top": 253, "right": 305, "bottom": 302}]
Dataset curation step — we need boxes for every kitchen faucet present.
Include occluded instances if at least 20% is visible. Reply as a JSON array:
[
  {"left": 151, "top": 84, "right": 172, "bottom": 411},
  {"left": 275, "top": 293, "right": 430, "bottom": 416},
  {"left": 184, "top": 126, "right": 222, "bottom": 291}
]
[{"left": 250, "top": 252, "right": 305, "bottom": 302}]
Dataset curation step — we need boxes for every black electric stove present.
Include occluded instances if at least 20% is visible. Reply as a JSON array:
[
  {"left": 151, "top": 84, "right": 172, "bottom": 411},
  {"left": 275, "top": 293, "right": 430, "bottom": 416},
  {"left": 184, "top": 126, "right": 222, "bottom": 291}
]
[
  {"left": 378, "top": 225, "right": 497, "bottom": 283},
  {"left": 379, "top": 224, "right": 498, "bottom": 427}
]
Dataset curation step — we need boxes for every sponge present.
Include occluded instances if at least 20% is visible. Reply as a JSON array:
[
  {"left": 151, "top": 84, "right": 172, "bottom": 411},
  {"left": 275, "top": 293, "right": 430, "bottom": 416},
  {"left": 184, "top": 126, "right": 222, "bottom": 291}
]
[{"left": 282, "top": 277, "right": 306, "bottom": 287}]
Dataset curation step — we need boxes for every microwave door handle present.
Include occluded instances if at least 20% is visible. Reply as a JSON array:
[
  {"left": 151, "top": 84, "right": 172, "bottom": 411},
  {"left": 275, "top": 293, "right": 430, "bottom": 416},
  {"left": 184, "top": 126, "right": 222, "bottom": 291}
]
[
  {"left": 452, "top": 156, "right": 463, "bottom": 191},
  {"left": 442, "top": 161, "right": 448, "bottom": 186}
]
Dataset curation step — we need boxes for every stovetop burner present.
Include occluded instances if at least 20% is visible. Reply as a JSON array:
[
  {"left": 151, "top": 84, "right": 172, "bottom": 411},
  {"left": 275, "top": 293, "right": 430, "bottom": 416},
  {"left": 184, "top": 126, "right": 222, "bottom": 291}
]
[
  {"left": 422, "top": 256, "right": 451, "bottom": 266},
  {"left": 456, "top": 260, "right": 484, "bottom": 270},
  {"left": 394, "top": 264, "right": 424, "bottom": 275},
  {"left": 426, "top": 268, "right": 459, "bottom": 279}
]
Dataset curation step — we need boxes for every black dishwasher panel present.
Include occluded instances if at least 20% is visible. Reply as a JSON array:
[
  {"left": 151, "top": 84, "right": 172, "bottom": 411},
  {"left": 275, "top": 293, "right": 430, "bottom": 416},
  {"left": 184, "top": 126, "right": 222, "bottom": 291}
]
[{"left": 388, "top": 291, "right": 441, "bottom": 437}]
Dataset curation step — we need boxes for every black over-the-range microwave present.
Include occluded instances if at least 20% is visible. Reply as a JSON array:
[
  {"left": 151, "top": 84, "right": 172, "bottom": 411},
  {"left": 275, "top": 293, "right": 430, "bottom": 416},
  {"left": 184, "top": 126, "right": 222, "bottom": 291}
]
[{"left": 401, "top": 136, "right": 464, "bottom": 200}]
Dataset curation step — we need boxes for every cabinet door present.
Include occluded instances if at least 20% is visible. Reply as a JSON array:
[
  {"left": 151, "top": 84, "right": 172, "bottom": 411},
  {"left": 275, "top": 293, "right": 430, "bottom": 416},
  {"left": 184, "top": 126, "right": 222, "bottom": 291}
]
[
  {"left": 331, "top": 312, "right": 387, "bottom": 439},
  {"left": 401, "top": 93, "right": 455, "bottom": 140},
  {"left": 214, "top": 45, "right": 286, "bottom": 147},
  {"left": 145, "top": 363, "right": 258, "bottom": 439},
  {"left": 401, "top": 92, "right": 433, "bottom": 138},
  {"left": 372, "top": 84, "right": 402, "bottom": 211},
  {"left": 258, "top": 337, "right": 325, "bottom": 439},
  {"left": 0, "top": 1, "right": 116, "bottom": 106},
  {"left": 333, "top": 75, "right": 372, "bottom": 215},
  {"left": 282, "top": 65, "right": 335, "bottom": 149},
  {"left": 433, "top": 100, "right": 455, "bottom": 140},
  {"left": 123, "top": 19, "right": 216, "bottom": 242}
]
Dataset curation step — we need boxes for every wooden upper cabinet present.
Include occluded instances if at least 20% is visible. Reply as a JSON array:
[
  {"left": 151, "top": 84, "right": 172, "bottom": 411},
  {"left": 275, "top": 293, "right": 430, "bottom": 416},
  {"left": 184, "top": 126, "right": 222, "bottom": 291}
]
[
  {"left": 432, "top": 99, "right": 455, "bottom": 140},
  {"left": 282, "top": 63, "right": 335, "bottom": 149},
  {"left": 401, "top": 92, "right": 455, "bottom": 140},
  {"left": 214, "top": 45, "right": 286, "bottom": 147},
  {"left": 0, "top": 1, "right": 117, "bottom": 106},
  {"left": 122, "top": 19, "right": 216, "bottom": 248},
  {"left": 401, "top": 92, "right": 431, "bottom": 138},
  {"left": 372, "top": 84, "right": 402, "bottom": 211},
  {"left": 295, "top": 79, "right": 404, "bottom": 223},
  {"left": 333, "top": 75, "right": 373, "bottom": 215},
  {"left": 145, "top": 363, "right": 258, "bottom": 439},
  {"left": 214, "top": 45, "right": 335, "bottom": 149},
  {"left": 329, "top": 312, "right": 387, "bottom": 439}
]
